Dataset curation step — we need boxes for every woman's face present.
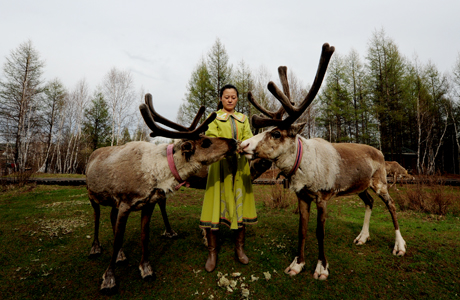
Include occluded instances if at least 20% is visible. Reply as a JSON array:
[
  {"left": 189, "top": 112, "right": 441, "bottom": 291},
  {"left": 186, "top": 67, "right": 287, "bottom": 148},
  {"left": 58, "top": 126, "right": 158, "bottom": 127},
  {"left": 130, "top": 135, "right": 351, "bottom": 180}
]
[{"left": 220, "top": 88, "right": 238, "bottom": 113}]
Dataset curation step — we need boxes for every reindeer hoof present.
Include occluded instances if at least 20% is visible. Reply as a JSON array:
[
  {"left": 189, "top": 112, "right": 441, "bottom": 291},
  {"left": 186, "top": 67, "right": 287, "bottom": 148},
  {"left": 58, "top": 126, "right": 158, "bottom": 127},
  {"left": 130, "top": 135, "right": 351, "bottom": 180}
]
[
  {"left": 393, "top": 233, "right": 406, "bottom": 257},
  {"left": 116, "top": 249, "right": 127, "bottom": 264},
  {"left": 89, "top": 242, "right": 102, "bottom": 257},
  {"left": 284, "top": 257, "right": 305, "bottom": 276},
  {"left": 313, "top": 273, "right": 328, "bottom": 280},
  {"left": 353, "top": 233, "right": 370, "bottom": 245},
  {"left": 392, "top": 249, "right": 406, "bottom": 257},
  {"left": 89, "top": 247, "right": 102, "bottom": 258},
  {"left": 313, "top": 261, "right": 329, "bottom": 281},
  {"left": 139, "top": 262, "right": 154, "bottom": 279},
  {"left": 100, "top": 270, "right": 117, "bottom": 294},
  {"left": 161, "top": 230, "right": 178, "bottom": 238}
]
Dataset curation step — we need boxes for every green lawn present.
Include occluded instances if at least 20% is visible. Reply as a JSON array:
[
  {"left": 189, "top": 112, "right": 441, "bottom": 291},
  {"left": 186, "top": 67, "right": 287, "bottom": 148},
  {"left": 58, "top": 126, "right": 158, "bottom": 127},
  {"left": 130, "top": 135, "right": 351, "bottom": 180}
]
[{"left": 0, "top": 184, "right": 459, "bottom": 299}]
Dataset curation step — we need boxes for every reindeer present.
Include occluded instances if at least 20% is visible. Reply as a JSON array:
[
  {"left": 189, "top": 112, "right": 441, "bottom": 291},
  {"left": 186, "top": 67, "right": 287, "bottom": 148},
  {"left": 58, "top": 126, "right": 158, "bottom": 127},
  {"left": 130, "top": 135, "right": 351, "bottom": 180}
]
[
  {"left": 86, "top": 94, "right": 238, "bottom": 293},
  {"left": 385, "top": 161, "right": 414, "bottom": 190},
  {"left": 239, "top": 43, "right": 406, "bottom": 280}
]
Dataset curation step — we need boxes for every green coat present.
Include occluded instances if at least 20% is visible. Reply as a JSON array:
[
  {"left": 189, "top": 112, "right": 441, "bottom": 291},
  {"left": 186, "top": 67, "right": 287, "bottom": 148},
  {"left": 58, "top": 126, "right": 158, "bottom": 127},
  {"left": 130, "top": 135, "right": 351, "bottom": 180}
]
[{"left": 199, "top": 110, "right": 257, "bottom": 230}]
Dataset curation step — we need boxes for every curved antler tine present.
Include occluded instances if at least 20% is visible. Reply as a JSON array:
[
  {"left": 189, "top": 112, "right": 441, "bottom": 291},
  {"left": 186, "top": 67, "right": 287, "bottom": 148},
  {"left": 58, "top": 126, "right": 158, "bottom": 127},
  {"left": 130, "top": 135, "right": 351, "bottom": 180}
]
[
  {"left": 248, "top": 91, "right": 277, "bottom": 118},
  {"left": 144, "top": 93, "right": 189, "bottom": 132},
  {"left": 140, "top": 103, "right": 216, "bottom": 139},
  {"left": 278, "top": 66, "right": 290, "bottom": 100},
  {"left": 139, "top": 103, "right": 158, "bottom": 133},
  {"left": 189, "top": 111, "right": 217, "bottom": 135},
  {"left": 267, "top": 81, "right": 296, "bottom": 116},
  {"left": 187, "top": 106, "right": 206, "bottom": 130},
  {"left": 292, "top": 43, "right": 335, "bottom": 115}
]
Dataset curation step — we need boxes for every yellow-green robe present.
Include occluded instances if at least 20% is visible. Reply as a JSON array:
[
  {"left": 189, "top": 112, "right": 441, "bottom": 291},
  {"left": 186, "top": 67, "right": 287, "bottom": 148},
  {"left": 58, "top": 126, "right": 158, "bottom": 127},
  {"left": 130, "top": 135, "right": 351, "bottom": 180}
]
[{"left": 199, "top": 110, "right": 257, "bottom": 230}]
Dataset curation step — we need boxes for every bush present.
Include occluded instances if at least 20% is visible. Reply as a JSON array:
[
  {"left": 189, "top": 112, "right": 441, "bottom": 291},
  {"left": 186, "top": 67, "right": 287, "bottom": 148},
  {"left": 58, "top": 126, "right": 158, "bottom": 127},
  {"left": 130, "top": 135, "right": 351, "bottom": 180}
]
[
  {"left": 395, "top": 174, "right": 459, "bottom": 216},
  {"left": 261, "top": 182, "right": 297, "bottom": 209}
]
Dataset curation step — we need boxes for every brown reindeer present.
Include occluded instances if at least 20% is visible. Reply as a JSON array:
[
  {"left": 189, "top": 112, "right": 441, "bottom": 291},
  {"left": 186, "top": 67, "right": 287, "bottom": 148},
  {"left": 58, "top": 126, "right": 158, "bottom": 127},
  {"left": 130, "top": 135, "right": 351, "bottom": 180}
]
[
  {"left": 385, "top": 161, "right": 414, "bottom": 189},
  {"left": 86, "top": 94, "right": 237, "bottom": 293},
  {"left": 239, "top": 43, "right": 406, "bottom": 280}
]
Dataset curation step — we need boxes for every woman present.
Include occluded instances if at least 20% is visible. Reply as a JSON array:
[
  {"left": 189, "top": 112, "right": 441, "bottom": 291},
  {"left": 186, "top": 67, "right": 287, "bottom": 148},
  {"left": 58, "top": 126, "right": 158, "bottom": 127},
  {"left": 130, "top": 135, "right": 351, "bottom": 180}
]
[{"left": 199, "top": 84, "right": 257, "bottom": 272}]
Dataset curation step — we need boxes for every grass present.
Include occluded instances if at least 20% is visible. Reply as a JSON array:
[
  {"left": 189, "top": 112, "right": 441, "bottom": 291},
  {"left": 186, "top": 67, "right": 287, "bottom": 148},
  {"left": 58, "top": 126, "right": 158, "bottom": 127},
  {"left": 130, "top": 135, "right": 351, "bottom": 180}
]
[
  {"left": 30, "top": 173, "right": 86, "bottom": 179},
  {"left": 0, "top": 184, "right": 459, "bottom": 299}
]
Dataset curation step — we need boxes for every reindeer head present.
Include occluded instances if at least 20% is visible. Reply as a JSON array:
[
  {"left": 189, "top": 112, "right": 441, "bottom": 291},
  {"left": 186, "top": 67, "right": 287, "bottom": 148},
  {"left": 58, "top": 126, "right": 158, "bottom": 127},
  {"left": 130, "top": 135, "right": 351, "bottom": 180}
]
[
  {"left": 139, "top": 94, "right": 237, "bottom": 164},
  {"left": 240, "top": 43, "right": 334, "bottom": 161}
]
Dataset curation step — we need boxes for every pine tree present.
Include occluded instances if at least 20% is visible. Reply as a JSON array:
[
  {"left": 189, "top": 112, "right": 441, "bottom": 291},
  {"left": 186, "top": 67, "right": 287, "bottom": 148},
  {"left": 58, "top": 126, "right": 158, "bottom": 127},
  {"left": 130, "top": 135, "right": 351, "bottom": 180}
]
[
  {"left": 234, "top": 59, "right": 254, "bottom": 117},
  {"left": 83, "top": 92, "right": 111, "bottom": 151},
  {"left": 207, "top": 38, "right": 233, "bottom": 102},
  {"left": 366, "top": 28, "right": 407, "bottom": 157},
  {"left": 177, "top": 58, "right": 214, "bottom": 125},
  {"left": 317, "top": 53, "right": 353, "bottom": 142}
]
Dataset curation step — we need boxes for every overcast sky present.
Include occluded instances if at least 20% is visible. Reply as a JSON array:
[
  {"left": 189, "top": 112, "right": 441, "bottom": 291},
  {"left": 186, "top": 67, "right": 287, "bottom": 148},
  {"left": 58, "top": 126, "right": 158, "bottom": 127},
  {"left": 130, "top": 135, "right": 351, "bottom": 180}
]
[{"left": 1, "top": 0, "right": 459, "bottom": 122}]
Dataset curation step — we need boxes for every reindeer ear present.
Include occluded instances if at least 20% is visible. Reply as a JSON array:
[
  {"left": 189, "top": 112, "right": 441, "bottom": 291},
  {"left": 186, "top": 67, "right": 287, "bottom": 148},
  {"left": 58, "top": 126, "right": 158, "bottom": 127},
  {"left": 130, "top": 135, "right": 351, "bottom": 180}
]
[
  {"left": 289, "top": 122, "right": 307, "bottom": 136},
  {"left": 180, "top": 141, "right": 195, "bottom": 154}
]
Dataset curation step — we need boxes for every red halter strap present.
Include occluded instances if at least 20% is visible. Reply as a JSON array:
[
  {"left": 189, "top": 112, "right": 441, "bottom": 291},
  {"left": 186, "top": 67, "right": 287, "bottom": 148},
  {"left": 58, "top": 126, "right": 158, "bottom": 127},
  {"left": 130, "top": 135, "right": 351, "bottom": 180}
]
[{"left": 167, "top": 144, "right": 190, "bottom": 190}]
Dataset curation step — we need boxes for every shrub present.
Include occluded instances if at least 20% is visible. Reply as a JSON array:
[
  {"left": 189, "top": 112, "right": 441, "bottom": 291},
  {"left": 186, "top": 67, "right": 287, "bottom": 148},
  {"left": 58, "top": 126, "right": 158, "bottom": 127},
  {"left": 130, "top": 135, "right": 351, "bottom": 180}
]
[
  {"left": 260, "top": 182, "right": 297, "bottom": 209},
  {"left": 395, "top": 174, "right": 459, "bottom": 216}
]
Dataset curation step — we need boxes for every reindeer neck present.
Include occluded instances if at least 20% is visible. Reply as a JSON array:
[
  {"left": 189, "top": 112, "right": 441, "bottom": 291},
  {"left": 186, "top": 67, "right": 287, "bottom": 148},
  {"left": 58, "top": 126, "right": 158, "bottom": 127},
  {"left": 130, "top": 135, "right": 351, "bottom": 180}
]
[
  {"left": 275, "top": 135, "right": 301, "bottom": 177},
  {"left": 172, "top": 147, "right": 201, "bottom": 185}
]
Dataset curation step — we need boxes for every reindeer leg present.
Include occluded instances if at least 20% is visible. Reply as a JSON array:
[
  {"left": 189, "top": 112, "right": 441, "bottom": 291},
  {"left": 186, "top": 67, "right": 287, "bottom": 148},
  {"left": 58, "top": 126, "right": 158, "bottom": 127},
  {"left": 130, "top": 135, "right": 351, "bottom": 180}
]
[
  {"left": 354, "top": 190, "right": 374, "bottom": 245},
  {"left": 101, "top": 203, "right": 131, "bottom": 293},
  {"left": 158, "top": 198, "right": 177, "bottom": 238},
  {"left": 374, "top": 186, "right": 406, "bottom": 256},
  {"left": 313, "top": 199, "right": 329, "bottom": 280},
  {"left": 110, "top": 207, "right": 126, "bottom": 263},
  {"left": 139, "top": 203, "right": 155, "bottom": 279},
  {"left": 89, "top": 199, "right": 102, "bottom": 256},
  {"left": 285, "top": 195, "right": 311, "bottom": 276},
  {"left": 389, "top": 174, "right": 396, "bottom": 189}
]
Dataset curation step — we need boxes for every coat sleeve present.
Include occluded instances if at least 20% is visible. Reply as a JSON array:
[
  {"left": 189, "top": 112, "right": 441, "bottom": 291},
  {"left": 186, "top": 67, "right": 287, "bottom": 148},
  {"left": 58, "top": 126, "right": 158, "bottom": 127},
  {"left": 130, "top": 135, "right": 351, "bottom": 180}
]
[
  {"left": 241, "top": 117, "right": 253, "bottom": 141},
  {"left": 205, "top": 119, "right": 219, "bottom": 137}
]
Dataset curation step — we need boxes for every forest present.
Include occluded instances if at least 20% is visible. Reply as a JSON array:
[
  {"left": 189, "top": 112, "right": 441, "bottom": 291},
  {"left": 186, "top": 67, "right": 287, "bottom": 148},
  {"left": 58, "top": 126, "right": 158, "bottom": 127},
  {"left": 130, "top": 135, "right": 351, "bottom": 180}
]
[{"left": 1, "top": 29, "right": 460, "bottom": 176}]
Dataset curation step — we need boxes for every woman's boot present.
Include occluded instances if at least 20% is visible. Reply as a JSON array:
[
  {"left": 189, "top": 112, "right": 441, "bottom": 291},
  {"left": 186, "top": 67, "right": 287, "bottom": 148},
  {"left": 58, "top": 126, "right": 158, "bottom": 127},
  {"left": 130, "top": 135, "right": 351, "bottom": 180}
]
[
  {"left": 235, "top": 226, "right": 249, "bottom": 264},
  {"left": 205, "top": 228, "right": 218, "bottom": 272}
]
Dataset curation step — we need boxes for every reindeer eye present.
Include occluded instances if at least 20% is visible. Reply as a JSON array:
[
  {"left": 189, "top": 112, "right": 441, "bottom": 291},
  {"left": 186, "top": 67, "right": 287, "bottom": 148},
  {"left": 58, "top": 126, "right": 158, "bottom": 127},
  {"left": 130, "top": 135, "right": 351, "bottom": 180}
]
[
  {"left": 201, "top": 138, "right": 212, "bottom": 148},
  {"left": 271, "top": 130, "right": 281, "bottom": 139}
]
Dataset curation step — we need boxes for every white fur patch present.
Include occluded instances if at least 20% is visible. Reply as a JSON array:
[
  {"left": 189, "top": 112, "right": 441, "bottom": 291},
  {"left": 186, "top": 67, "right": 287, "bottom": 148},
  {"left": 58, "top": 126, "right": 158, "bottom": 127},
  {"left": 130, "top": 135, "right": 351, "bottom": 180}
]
[
  {"left": 354, "top": 205, "right": 372, "bottom": 245},
  {"left": 290, "top": 138, "right": 340, "bottom": 193},
  {"left": 240, "top": 133, "right": 266, "bottom": 159}
]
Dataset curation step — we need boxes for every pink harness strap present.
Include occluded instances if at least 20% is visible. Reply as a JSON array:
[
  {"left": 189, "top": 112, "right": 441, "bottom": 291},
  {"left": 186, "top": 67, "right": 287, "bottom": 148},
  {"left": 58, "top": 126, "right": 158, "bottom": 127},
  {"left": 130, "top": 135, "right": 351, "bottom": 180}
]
[
  {"left": 286, "top": 136, "right": 303, "bottom": 177},
  {"left": 167, "top": 144, "right": 189, "bottom": 190}
]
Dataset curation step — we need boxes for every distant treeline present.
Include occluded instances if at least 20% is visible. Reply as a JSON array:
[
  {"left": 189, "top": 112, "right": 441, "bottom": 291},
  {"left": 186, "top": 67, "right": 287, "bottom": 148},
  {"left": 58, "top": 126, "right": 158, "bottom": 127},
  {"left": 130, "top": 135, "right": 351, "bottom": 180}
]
[{"left": 1, "top": 29, "right": 460, "bottom": 175}]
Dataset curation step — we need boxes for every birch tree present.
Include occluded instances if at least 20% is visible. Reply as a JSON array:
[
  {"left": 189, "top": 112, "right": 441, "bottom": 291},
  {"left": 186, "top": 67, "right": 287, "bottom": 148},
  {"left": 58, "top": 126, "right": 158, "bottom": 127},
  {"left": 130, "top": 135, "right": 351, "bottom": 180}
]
[
  {"left": 134, "top": 88, "right": 150, "bottom": 141},
  {"left": 62, "top": 79, "right": 89, "bottom": 173},
  {"left": 0, "top": 40, "right": 44, "bottom": 172},
  {"left": 102, "top": 67, "right": 135, "bottom": 146},
  {"left": 37, "top": 78, "right": 67, "bottom": 173}
]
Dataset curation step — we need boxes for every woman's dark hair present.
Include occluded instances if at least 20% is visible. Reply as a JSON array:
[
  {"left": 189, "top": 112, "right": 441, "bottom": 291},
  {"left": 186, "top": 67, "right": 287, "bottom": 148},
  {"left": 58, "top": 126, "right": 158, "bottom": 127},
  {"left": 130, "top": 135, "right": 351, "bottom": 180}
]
[
  {"left": 219, "top": 84, "right": 239, "bottom": 98},
  {"left": 217, "top": 84, "right": 239, "bottom": 110}
]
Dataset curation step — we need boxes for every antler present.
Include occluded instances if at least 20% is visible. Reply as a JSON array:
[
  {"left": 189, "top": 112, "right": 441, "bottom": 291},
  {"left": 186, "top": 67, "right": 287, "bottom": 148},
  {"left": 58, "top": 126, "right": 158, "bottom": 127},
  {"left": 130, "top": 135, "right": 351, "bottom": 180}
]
[
  {"left": 139, "top": 93, "right": 216, "bottom": 139},
  {"left": 249, "top": 43, "right": 335, "bottom": 129}
]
